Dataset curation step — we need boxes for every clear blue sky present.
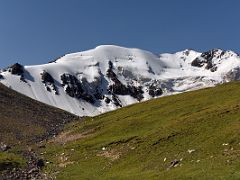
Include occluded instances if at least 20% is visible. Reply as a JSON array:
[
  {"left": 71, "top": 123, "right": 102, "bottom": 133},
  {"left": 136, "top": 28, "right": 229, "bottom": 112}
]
[{"left": 0, "top": 0, "right": 240, "bottom": 68}]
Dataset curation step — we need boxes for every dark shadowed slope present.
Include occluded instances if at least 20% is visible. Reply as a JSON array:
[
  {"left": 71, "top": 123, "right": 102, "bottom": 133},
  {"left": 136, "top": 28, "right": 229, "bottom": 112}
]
[
  {"left": 0, "top": 83, "right": 78, "bottom": 179},
  {"left": 0, "top": 83, "right": 77, "bottom": 145}
]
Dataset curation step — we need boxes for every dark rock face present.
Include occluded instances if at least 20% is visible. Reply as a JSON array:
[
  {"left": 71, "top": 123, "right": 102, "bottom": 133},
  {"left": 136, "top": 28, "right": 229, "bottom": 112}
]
[
  {"left": 61, "top": 73, "right": 84, "bottom": 98},
  {"left": 106, "top": 62, "right": 119, "bottom": 83},
  {"left": 205, "top": 61, "right": 213, "bottom": 70},
  {"left": 191, "top": 49, "right": 222, "bottom": 72},
  {"left": 107, "top": 61, "right": 144, "bottom": 101},
  {"left": 191, "top": 58, "right": 204, "bottom": 67},
  {"left": 204, "top": 61, "right": 216, "bottom": 72},
  {"left": 61, "top": 73, "right": 95, "bottom": 103},
  {"left": 106, "top": 63, "right": 128, "bottom": 96},
  {"left": 108, "top": 83, "right": 129, "bottom": 95},
  {"left": 7, "top": 63, "right": 27, "bottom": 82},
  {"left": 148, "top": 85, "right": 163, "bottom": 97},
  {"left": 41, "top": 71, "right": 54, "bottom": 84},
  {"left": 201, "top": 49, "right": 225, "bottom": 60},
  {"left": 41, "top": 71, "right": 58, "bottom": 95},
  {"left": 8, "top": 63, "right": 24, "bottom": 75},
  {"left": 128, "top": 85, "right": 144, "bottom": 101}
]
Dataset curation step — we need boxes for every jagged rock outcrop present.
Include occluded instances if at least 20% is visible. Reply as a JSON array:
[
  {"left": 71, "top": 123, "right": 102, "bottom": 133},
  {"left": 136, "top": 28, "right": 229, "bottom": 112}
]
[
  {"left": 41, "top": 71, "right": 58, "bottom": 95},
  {"left": 7, "top": 63, "right": 28, "bottom": 82},
  {"left": 61, "top": 73, "right": 84, "bottom": 98},
  {"left": 107, "top": 61, "right": 144, "bottom": 101},
  {"left": 60, "top": 73, "right": 95, "bottom": 103},
  {"left": 8, "top": 63, "right": 24, "bottom": 75},
  {"left": 148, "top": 85, "right": 163, "bottom": 97},
  {"left": 127, "top": 85, "right": 144, "bottom": 101},
  {"left": 41, "top": 71, "right": 54, "bottom": 84},
  {"left": 191, "top": 49, "right": 222, "bottom": 72}
]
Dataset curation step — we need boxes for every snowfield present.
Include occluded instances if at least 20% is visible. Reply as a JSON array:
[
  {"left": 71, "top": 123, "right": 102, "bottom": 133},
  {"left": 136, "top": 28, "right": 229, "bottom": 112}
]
[{"left": 1, "top": 45, "right": 240, "bottom": 116}]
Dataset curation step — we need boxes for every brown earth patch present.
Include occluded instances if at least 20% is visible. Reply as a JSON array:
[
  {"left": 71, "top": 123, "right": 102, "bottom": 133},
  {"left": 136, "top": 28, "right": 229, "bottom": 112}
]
[
  {"left": 51, "top": 128, "right": 95, "bottom": 144},
  {"left": 97, "top": 149, "right": 121, "bottom": 161}
]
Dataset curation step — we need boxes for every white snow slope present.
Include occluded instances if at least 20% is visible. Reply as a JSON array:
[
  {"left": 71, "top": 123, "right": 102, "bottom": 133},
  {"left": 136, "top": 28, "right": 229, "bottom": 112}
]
[{"left": 1, "top": 45, "right": 240, "bottom": 116}]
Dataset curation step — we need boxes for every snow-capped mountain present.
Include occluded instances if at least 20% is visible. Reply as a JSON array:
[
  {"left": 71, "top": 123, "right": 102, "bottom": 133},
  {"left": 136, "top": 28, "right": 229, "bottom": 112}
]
[{"left": 0, "top": 45, "right": 240, "bottom": 116}]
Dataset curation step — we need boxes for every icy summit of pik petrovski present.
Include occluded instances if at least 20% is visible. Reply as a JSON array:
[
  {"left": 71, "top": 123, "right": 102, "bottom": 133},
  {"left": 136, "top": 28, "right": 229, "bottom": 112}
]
[{"left": 1, "top": 45, "right": 240, "bottom": 116}]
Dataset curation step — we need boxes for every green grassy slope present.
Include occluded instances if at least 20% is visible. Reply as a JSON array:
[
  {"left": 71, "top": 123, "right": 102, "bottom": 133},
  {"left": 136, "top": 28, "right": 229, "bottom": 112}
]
[{"left": 43, "top": 82, "right": 240, "bottom": 179}]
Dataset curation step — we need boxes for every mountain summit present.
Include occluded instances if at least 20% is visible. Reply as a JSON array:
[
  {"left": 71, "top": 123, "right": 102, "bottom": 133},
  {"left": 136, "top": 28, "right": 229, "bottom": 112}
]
[{"left": 1, "top": 45, "right": 240, "bottom": 116}]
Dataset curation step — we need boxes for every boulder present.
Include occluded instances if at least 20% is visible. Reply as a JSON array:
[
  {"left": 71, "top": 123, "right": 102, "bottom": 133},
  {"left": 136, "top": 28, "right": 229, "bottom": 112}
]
[
  {"left": 36, "top": 159, "right": 44, "bottom": 169},
  {"left": 0, "top": 143, "right": 11, "bottom": 152},
  {"left": 105, "top": 97, "right": 111, "bottom": 104}
]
